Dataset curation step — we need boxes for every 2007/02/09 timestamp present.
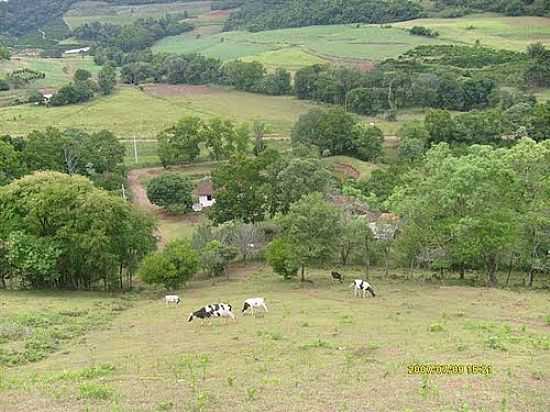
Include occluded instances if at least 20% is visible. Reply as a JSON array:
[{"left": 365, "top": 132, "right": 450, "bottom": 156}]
[{"left": 407, "top": 364, "right": 492, "bottom": 375}]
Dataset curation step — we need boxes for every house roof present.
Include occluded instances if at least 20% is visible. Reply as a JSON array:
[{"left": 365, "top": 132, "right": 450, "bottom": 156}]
[{"left": 196, "top": 178, "right": 214, "bottom": 196}]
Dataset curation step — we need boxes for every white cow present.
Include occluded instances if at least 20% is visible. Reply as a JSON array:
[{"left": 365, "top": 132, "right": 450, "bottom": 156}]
[
  {"left": 351, "top": 279, "right": 376, "bottom": 298},
  {"left": 165, "top": 295, "right": 181, "bottom": 305},
  {"left": 241, "top": 297, "right": 268, "bottom": 316}
]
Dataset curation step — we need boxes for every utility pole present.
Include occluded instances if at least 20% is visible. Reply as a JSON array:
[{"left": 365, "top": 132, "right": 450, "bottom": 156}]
[{"left": 133, "top": 135, "right": 138, "bottom": 164}]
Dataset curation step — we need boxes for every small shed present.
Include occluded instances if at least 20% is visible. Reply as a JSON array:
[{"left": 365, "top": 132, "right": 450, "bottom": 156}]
[{"left": 193, "top": 178, "right": 215, "bottom": 212}]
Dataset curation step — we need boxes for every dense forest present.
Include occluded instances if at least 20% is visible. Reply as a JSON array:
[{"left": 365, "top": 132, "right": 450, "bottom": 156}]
[
  {"left": 223, "top": 0, "right": 550, "bottom": 32},
  {"left": 223, "top": 0, "right": 424, "bottom": 32}
]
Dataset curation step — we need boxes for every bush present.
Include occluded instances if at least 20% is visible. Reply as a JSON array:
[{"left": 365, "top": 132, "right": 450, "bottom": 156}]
[
  {"left": 138, "top": 240, "right": 199, "bottom": 290},
  {"left": 409, "top": 26, "right": 439, "bottom": 38},
  {"left": 0, "top": 79, "right": 9, "bottom": 91},
  {"left": 146, "top": 173, "right": 194, "bottom": 213},
  {"left": 265, "top": 238, "right": 299, "bottom": 279}
]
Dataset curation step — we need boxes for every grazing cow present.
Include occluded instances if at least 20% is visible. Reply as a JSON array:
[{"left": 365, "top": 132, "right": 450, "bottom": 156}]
[
  {"left": 165, "top": 295, "right": 181, "bottom": 304},
  {"left": 241, "top": 297, "right": 268, "bottom": 316},
  {"left": 351, "top": 279, "right": 376, "bottom": 298},
  {"left": 331, "top": 271, "right": 344, "bottom": 283},
  {"left": 187, "top": 303, "right": 236, "bottom": 322}
]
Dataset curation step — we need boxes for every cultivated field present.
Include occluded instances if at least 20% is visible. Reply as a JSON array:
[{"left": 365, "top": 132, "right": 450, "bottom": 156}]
[
  {"left": 0, "top": 86, "right": 322, "bottom": 138},
  {"left": 0, "top": 267, "right": 549, "bottom": 412},
  {"left": 64, "top": 1, "right": 214, "bottom": 29},
  {"left": 153, "top": 15, "right": 550, "bottom": 70}
]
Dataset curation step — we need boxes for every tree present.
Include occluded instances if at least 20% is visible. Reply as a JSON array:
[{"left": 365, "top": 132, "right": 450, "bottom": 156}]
[
  {"left": 338, "top": 216, "right": 374, "bottom": 268},
  {"left": 291, "top": 108, "right": 358, "bottom": 157},
  {"left": 138, "top": 253, "right": 178, "bottom": 289},
  {"left": 276, "top": 192, "right": 343, "bottom": 281},
  {"left": 390, "top": 143, "right": 522, "bottom": 287},
  {"left": 22, "top": 127, "right": 68, "bottom": 172},
  {"left": 146, "top": 173, "right": 194, "bottom": 213},
  {"left": 265, "top": 238, "right": 299, "bottom": 279},
  {"left": 163, "top": 239, "right": 199, "bottom": 288},
  {"left": 528, "top": 101, "right": 550, "bottom": 142},
  {"left": 199, "top": 240, "right": 237, "bottom": 279},
  {"left": 266, "top": 157, "right": 333, "bottom": 215},
  {"left": 98, "top": 65, "right": 116, "bottom": 95},
  {"left": 398, "top": 121, "right": 428, "bottom": 162},
  {"left": 351, "top": 124, "right": 384, "bottom": 161},
  {"left": 158, "top": 117, "right": 204, "bottom": 167},
  {"left": 74, "top": 69, "right": 92, "bottom": 82},
  {"left": 223, "top": 60, "right": 265, "bottom": 91},
  {"left": 252, "top": 120, "right": 266, "bottom": 155},
  {"left": 0, "top": 140, "right": 26, "bottom": 186},
  {"left": 0, "top": 172, "right": 156, "bottom": 289},
  {"left": 0, "top": 79, "right": 9, "bottom": 91},
  {"left": 209, "top": 152, "right": 275, "bottom": 224}
]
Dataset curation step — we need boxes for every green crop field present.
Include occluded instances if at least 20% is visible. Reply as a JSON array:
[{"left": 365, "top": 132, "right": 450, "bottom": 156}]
[
  {"left": 64, "top": 1, "right": 214, "bottom": 29},
  {"left": 0, "top": 85, "right": 322, "bottom": 138},
  {"left": 153, "top": 15, "right": 550, "bottom": 70},
  {"left": 1, "top": 267, "right": 548, "bottom": 411},
  {"left": 153, "top": 23, "right": 448, "bottom": 68}
]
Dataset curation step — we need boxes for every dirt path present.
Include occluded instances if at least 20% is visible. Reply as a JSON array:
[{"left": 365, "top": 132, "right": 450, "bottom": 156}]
[{"left": 127, "top": 167, "right": 164, "bottom": 213}]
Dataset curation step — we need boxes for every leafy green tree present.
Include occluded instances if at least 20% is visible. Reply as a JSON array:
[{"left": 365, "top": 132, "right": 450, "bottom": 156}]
[
  {"left": 74, "top": 69, "right": 92, "bottom": 82},
  {"left": 351, "top": 124, "right": 384, "bottom": 161},
  {"left": 266, "top": 157, "right": 333, "bottom": 215},
  {"left": 98, "top": 65, "right": 116, "bottom": 95},
  {"left": 265, "top": 238, "right": 299, "bottom": 279},
  {"left": 146, "top": 173, "right": 193, "bottom": 213},
  {"left": 138, "top": 253, "right": 178, "bottom": 289},
  {"left": 22, "top": 128, "right": 68, "bottom": 172},
  {"left": 291, "top": 108, "right": 357, "bottom": 157},
  {"left": 199, "top": 240, "right": 237, "bottom": 279},
  {"left": 210, "top": 152, "right": 276, "bottom": 224},
  {"left": 390, "top": 143, "right": 521, "bottom": 287},
  {"left": 158, "top": 117, "right": 204, "bottom": 167},
  {"left": 139, "top": 239, "right": 199, "bottom": 289},
  {"left": 276, "top": 192, "right": 343, "bottom": 281},
  {"left": 223, "top": 60, "right": 265, "bottom": 91},
  {"left": 0, "top": 140, "right": 26, "bottom": 186},
  {"left": 0, "top": 172, "right": 156, "bottom": 289},
  {"left": 528, "top": 101, "right": 550, "bottom": 142},
  {"left": 398, "top": 121, "right": 428, "bottom": 162}
]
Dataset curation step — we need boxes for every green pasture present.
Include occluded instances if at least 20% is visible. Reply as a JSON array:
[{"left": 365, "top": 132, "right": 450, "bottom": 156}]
[
  {"left": 0, "top": 267, "right": 548, "bottom": 411},
  {"left": 64, "top": 1, "right": 214, "bottom": 29},
  {"left": 395, "top": 15, "right": 550, "bottom": 51},
  {"left": 0, "top": 56, "right": 101, "bottom": 90},
  {"left": 0, "top": 86, "right": 321, "bottom": 138}
]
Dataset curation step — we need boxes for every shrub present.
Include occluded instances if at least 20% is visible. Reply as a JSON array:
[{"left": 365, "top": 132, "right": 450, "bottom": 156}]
[
  {"left": 409, "top": 26, "right": 439, "bottom": 38},
  {"left": 265, "top": 238, "right": 299, "bottom": 279},
  {"left": 138, "top": 240, "right": 199, "bottom": 289},
  {"left": 0, "top": 79, "right": 9, "bottom": 91},
  {"left": 146, "top": 173, "right": 194, "bottom": 213}
]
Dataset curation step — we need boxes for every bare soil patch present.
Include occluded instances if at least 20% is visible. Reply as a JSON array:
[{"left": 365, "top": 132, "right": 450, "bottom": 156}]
[{"left": 333, "top": 162, "right": 360, "bottom": 179}]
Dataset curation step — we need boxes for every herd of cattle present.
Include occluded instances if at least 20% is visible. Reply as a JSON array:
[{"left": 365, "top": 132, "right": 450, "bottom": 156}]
[{"left": 166, "top": 272, "right": 376, "bottom": 323}]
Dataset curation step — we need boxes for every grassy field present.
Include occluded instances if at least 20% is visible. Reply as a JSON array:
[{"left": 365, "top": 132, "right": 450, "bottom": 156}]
[
  {"left": 0, "top": 56, "right": 101, "bottom": 97},
  {"left": 64, "top": 1, "right": 214, "bottom": 29},
  {"left": 395, "top": 15, "right": 550, "bottom": 51},
  {"left": 0, "top": 85, "right": 322, "bottom": 138},
  {"left": 153, "top": 23, "right": 446, "bottom": 69},
  {"left": 153, "top": 15, "right": 550, "bottom": 70},
  {"left": 0, "top": 267, "right": 548, "bottom": 411}
]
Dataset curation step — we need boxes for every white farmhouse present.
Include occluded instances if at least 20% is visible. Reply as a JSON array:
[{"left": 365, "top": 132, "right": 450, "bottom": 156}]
[{"left": 193, "top": 178, "right": 215, "bottom": 212}]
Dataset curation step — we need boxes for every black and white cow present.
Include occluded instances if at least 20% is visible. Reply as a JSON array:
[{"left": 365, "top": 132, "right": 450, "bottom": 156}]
[
  {"left": 331, "top": 271, "right": 344, "bottom": 283},
  {"left": 351, "top": 279, "right": 376, "bottom": 298},
  {"left": 187, "top": 303, "right": 236, "bottom": 322}
]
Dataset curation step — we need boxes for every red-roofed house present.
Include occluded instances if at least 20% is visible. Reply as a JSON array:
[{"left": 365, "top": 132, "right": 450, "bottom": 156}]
[{"left": 193, "top": 178, "right": 215, "bottom": 211}]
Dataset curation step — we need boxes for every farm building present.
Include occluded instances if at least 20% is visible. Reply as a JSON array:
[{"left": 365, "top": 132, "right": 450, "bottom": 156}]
[{"left": 193, "top": 178, "right": 215, "bottom": 212}]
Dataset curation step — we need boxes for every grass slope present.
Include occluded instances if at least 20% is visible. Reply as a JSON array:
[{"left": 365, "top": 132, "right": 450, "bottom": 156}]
[
  {"left": 64, "top": 1, "right": 214, "bottom": 29},
  {"left": 0, "top": 268, "right": 548, "bottom": 411},
  {"left": 0, "top": 85, "right": 321, "bottom": 138},
  {"left": 395, "top": 15, "right": 550, "bottom": 51}
]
